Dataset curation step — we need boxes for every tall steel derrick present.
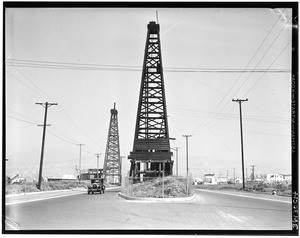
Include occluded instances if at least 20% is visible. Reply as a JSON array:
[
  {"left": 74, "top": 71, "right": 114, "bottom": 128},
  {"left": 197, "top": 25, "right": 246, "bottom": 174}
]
[
  {"left": 128, "top": 21, "right": 173, "bottom": 178},
  {"left": 103, "top": 103, "right": 121, "bottom": 184}
]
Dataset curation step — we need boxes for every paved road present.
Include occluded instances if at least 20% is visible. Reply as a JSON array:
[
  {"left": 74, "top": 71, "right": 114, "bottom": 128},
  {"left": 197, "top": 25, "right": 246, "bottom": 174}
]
[{"left": 5, "top": 189, "right": 292, "bottom": 230}]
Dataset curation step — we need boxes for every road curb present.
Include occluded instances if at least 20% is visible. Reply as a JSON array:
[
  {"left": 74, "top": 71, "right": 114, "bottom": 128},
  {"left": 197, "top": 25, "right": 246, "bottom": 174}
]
[{"left": 118, "top": 192, "right": 195, "bottom": 202}]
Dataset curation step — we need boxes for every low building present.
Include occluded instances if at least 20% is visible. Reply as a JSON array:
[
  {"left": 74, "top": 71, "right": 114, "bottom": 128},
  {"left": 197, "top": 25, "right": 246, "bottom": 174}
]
[
  {"left": 80, "top": 169, "right": 104, "bottom": 180},
  {"left": 267, "top": 174, "right": 284, "bottom": 182},
  {"left": 203, "top": 173, "right": 217, "bottom": 185},
  {"left": 217, "top": 177, "right": 228, "bottom": 184},
  {"left": 194, "top": 177, "right": 203, "bottom": 185},
  {"left": 283, "top": 174, "right": 292, "bottom": 183}
]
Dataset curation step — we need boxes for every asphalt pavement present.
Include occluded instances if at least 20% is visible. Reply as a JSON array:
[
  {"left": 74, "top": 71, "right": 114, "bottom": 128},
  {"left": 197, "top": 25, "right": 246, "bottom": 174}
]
[{"left": 5, "top": 188, "right": 292, "bottom": 231}]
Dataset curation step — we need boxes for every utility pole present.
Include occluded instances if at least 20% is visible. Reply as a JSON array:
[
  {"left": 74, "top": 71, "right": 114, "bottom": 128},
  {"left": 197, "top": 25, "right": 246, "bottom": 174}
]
[
  {"left": 77, "top": 144, "right": 85, "bottom": 181},
  {"left": 172, "top": 147, "right": 180, "bottom": 176},
  {"left": 95, "top": 153, "right": 101, "bottom": 178},
  {"left": 251, "top": 165, "right": 256, "bottom": 181},
  {"left": 183, "top": 135, "right": 191, "bottom": 196},
  {"left": 232, "top": 98, "right": 248, "bottom": 190},
  {"left": 120, "top": 156, "right": 126, "bottom": 184},
  {"left": 36, "top": 102, "right": 57, "bottom": 189}
]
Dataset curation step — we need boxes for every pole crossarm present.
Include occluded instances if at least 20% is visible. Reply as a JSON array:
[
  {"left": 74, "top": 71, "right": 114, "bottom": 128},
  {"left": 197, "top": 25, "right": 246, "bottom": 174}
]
[{"left": 232, "top": 99, "right": 248, "bottom": 103}]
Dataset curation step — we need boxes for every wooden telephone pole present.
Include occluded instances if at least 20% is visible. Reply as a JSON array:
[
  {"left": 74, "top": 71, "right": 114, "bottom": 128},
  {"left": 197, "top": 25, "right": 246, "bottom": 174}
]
[
  {"left": 36, "top": 102, "right": 57, "bottom": 189},
  {"left": 232, "top": 98, "right": 248, "bottom": 190}
]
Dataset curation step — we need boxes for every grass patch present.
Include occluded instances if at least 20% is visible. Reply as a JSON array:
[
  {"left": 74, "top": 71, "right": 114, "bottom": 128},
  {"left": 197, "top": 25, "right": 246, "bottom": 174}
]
[
  {"left": 196, "top": 182, "right": 292, "bottom": 196},
  {"left": 6, "top": 181, "right": 90, "bottom": 195},
  {"left": 124, "top": 176, "right": 194, "bottom": 198}
]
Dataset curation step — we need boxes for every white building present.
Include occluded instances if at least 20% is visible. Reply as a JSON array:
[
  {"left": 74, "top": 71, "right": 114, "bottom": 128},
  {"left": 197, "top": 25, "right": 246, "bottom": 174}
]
[
  {"left": 217, "top": 177, "right": 228, "bottom": 184},
  {"left": 203, "top": 173, "right": 217, "bottom": 185},
  {"left": 266, "top": 174, "right": 284, "bottom": 182}
]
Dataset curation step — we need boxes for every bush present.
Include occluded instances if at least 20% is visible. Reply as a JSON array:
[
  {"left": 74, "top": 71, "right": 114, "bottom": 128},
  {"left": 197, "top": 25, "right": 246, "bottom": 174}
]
[
  {"left": 129, "top": 176, "right": 193, "bottom": 198},
  {"left": 196, "top": 181, "right": 292, "bottom": 197}
]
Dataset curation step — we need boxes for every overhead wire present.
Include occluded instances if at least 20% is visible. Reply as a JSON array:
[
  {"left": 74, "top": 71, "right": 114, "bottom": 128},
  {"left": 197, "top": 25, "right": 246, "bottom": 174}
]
[
  {"left": 7, "top": 64, "right": 102, "bottom": 150},
  {"left": 197, "top": 37, "right": 291, "bottom": 134},
  {"left": 6, "top": 115, "right": 38, "bottom": 126},
  {"left": 243, "top": 40, "right": 292, "bottom": 97},
  {"left": 191, "top": 11, "right": 291, "bottom": 135},
  {"left": 6, "top": 71, "right": 49, "bottom": 100},
  {"left": 231, "top": 15, "right": 292, "bottom": 99},
  {"left": 6, "top": 59, "right": 290, "bottom": 73}
]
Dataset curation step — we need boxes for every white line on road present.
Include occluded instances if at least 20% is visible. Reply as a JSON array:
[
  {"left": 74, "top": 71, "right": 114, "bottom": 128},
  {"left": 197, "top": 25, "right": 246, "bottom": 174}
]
[
  {"left": 6, "top": 187, "right": 120, "bottom": 206},
  {"left": 197, "top": 189, "right": 291, "bottom": 204},
  {"left": 219, "top": 210, "right": 243, "bottom": 222}
]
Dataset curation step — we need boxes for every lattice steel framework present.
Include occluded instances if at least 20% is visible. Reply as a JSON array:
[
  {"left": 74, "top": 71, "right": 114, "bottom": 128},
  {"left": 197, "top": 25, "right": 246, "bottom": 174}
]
[
  {"left": 128, "top": 21, "right": 173, "bottom": 178},
  {"left": 103, "top": 103, "right": 121, "bottom": 184}
]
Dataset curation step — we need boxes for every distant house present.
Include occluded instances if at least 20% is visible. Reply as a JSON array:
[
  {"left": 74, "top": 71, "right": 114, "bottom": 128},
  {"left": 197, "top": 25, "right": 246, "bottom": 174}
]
[
  {"left": 194, "top": 177, "right": 203, "bottom": 185},
  {"left": 283, "top": 174, "right": 292, "bottom": 183},
  {"left": 266, "top": 174, "right": 284, "bottom": 182},
  {"left": 80, "top": 169, "right": 104, "bottom": 180},
  {"left": 235, "top": 178, "right": 243, "bottom": 184},
  {"left": 217, "top": 177, "right": 228, "bottom": 184},
  {"left": 62, "top": 174, "right": 76, "bottom": 180},
  {"left": 47, "top": 174, "right": 77, "bottom": 182},
  {"left": 204, "top": 173, "right": 217, "bottom": 185}
]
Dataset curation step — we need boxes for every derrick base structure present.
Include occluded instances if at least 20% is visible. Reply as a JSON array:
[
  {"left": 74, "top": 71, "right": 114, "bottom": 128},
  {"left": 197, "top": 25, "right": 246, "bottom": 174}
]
[
  {"left": 128, "top": 21, "right": 173, "bottom": 179},
  {"left": 128, "top": 139, "right": 173, "bottom": 178}
]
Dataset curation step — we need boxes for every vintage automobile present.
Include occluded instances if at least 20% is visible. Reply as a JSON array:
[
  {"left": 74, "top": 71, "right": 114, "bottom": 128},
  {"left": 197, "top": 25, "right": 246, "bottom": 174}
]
[{"left": 87, "top": 178, "right": 106, "bottom": 194}]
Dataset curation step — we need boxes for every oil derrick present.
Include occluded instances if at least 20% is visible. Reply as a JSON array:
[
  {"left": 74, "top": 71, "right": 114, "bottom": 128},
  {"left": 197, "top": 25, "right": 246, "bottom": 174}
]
[
  {"left": 103, "top": 103, "right": 121, "bottom": 184},
  {"left": 128, "top": 21, "right": 173, "bottom": 178}
]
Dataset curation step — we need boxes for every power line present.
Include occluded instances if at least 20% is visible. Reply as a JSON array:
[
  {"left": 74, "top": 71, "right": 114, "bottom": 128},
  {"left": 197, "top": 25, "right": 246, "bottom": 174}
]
[
  {"left": 12, "top": 65, "right": 53, "bottom": 101},
  {"left": 190, "top": 14, "right": 291, "bottom": 135},
  {"left": 6, "top": 115, "right": 38, "bottom": 125},
  {"left": 47, "top": 130, "right": 78, "bottom": 145},
  {"left": 244, "top": 40, "right": 292, "bottom": 97},
  {"left": 6, "top": 59, "right": 290, "bottom": 73},
  {"left": 193, "top": 39, "right": 292, "bottom": 135},
  {"left": 232, "top": 15, "right": 292, "bottom": 99},
  {"left": 8, "top": 65, "right": 100, "bottom": 148},
  {"left": 6, "top": 71, "right": 50, "bottom": 100},
  {"left": 169, "top": 108, "right": 289, "bottom": 123},
  {"left": 6, "top": 113, "right": 83, "bottom": 146}
]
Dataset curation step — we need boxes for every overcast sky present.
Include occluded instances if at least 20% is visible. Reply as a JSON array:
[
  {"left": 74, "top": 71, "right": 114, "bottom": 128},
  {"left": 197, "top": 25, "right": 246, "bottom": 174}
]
[{"left": 5, "top": 7, "right": 292, "bottom": 179}]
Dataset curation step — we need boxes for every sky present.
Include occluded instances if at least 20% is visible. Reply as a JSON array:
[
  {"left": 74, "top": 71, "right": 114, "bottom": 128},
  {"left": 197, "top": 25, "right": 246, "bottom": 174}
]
[{"left": 5, "top": 7, "right": 293, "bottom": 180}]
